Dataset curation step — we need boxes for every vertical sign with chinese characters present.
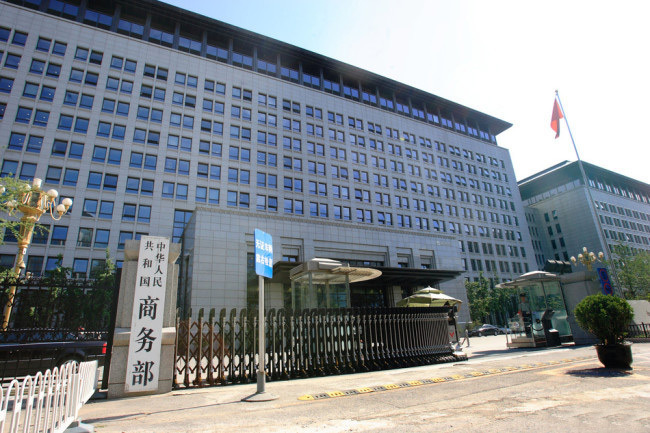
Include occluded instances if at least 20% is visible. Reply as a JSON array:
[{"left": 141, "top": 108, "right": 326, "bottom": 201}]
[
  {"left": 125, "top": 236, "right": 169, "bottom": 393},
  {"left": 254, "top": 229, "right": 273, "bottom": 278}
]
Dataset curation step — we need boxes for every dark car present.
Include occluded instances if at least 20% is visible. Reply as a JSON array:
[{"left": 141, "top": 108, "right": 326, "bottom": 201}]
[
  {"left": 0, "top": 330, "right": 106, "bottom": 383},
  {"left": 468, "top": 324, "right": 508, "bottom": 337}
]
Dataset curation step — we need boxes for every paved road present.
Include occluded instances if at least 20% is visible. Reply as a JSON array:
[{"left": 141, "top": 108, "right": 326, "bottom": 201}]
[{"left": 80, "top": 337, "right": 650, "bottom": 432}]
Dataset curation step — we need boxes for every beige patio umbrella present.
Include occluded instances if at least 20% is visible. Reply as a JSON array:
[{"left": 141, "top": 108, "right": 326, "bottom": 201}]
[{"left": 396, "top": 286, "right": 462, "bottom": 308}]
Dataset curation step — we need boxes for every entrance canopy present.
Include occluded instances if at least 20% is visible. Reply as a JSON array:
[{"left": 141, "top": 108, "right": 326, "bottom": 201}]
[
  {"left": 289, "top": 258, "right": 382, "bottom": 284},
  {"left": 288, "top": 258, "right": 381, "bottom": 310}
]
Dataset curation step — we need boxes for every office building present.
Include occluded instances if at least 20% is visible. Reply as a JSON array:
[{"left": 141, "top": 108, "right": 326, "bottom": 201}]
[
  {"left": 520, "top": 160, "right": 650, "bottom": 269},
  {"left": 0, "top": 0, "right": 536, "bottom": 320}
]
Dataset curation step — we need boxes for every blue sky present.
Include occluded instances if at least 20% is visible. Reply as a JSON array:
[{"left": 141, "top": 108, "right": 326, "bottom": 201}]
[{"left": 164, "top": 0, "right": 650, "bottom": 184}]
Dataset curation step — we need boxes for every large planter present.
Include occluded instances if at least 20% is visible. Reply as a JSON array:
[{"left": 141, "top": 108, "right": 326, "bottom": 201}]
[{"left": 595, "top": 343, "right": 633, "bottom": 369}]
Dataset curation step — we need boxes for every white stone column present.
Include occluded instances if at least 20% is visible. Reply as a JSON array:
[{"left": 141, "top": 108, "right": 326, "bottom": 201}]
[{"left": 107, "top": 239, "right": 181, "bottom": 398}]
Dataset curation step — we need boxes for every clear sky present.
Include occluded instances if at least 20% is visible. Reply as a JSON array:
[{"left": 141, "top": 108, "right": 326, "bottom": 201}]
[{"left": 163, "top": 0, "right": 650, "bottom": 184}]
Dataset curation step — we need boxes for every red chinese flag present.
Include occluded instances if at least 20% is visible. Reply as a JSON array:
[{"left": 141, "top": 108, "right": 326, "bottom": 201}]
[{"left": 550, "top": 99, "right": 563, "bottom": 138}]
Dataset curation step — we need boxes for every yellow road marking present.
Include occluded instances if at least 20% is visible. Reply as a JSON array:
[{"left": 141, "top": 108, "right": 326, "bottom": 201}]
[{"left": 297, "top": 356, "right": 595, "bottom": 402}]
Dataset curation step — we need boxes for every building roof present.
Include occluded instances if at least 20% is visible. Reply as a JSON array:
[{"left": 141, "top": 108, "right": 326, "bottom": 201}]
[
  {"left": 518, "top": 160, "right": 650, "bottom": 201},
  {"left": 112, "top": 0, "right": 512, "bottom": 136}
]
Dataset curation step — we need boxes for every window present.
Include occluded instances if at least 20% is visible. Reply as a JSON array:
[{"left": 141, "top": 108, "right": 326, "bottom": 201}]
[
  {"left": 45, "top": 166, "right": 62, "bottom": 184},
  {"left": 122, "top": 203, "right": 136, "bottom": 221},
  {"left": 103, "top": 174, "right": 118, "bottom": 191},
  {"left": 87, "top": 172, "right": 102, "bottom": 189},
  {"left": 79, "top": 94, "right": 94, "bottom": 109},
  {"left": 34, "top": 108, "right": 51, "bottom": 126},
  {"left": 75, "top": 47, "right": 89, "bottom": 61},
  {"left": 138, "top": 205, "right": 151, "bottom": 222},
  {"left": 4, "top": 53, "right": 21, "bottom": 69},
  {"left": 116, "top": 101, "right": 129, "bottom": 116},
  {"left": 23, "top": 82, "right": 39, "bottom": 98},
  {"left": 50, "top": 226, "right": 68, "bottom": 245},
  {"left": 92, "top": 146, "right": 107, "bottom": 162},
  {"left": 89, "top": 50, "right": 103, "bottom": 65},
  {"left": 144, "top": 155, "right": 157, "bottom": 170},
  {"left": 162, "top": 181, "right": 174, "bottom": 198},
  {"left": 62, "top": 168, "right": 78, "bottom": 186},
  {"left": 19, "top": 162, "right": 36, "bottom": 181},
  {"left": 196, "top": 186, "right": 206, "bottom": 203},
  {"left": 74, "top": 117, "right": 89, "bottom": 133},
  {"left": 40, "top": 86, "right": 55, "bottom": 102},
  {"left": 15, "top": 107, "right": 32, "bottom": 123},
  {"left": 36, "top": 37, "right": 51, "bottom": 52},
  {"left": 99, "top": 201, "right": 114, "bottom": 219},
  {"left": 69, "top": 142, "right": 84, "bottom": 159},
  {"left": 94, "top": 229, "right": 109, "bottom": 248},
  {"left": 8, "top": 133, "right": 25, "bottom": 151},
  {"left": 11, "top": 31, "right": 27, "bottom": 46},
  {"left": 46, "top": 63, "right": 61, "bottom": 78},
  {"left": 108, "top": 149, "right": 122, "bottom": 165},
  {"left": 72, "top": 259, "right": 88, "bottom": 278},
  {"left": 0, "top": 76, "right": 14, "bottom": 93},
  {"left": 82, "top": 199, "right": 98, "bottom": 217},
  {"left": 1, "top": 160, "right": 18, "bottom": 177},
  {"left": 26, "top": 135, "right": 43, "bottom": 153},
  {"left": 77, "top": 228, "right": 93, "bottom": 247},
  {"left": 68, "top": 68, "right": 83, "bottom": 83},
  {"left": 118, "top": 231, "right": 132, "bottom": 250}
]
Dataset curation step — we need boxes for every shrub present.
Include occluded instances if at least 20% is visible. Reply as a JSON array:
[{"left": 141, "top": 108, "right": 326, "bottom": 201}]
[{"left": 574, "top": 294, "right": 633, "bottom": 345}]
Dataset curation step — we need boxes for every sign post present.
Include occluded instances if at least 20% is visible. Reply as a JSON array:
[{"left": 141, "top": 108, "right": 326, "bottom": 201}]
[{"left": 243, "top": 229, "right": 278, "bottom": 401}]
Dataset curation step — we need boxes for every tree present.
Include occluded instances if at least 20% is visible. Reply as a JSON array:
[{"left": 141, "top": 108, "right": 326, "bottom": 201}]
[
  {"left": 465, "top": 273, "right": 518, "bottom": 325},
  {"left": 607, "top": 244, "right": 650, "bottom": 300}
]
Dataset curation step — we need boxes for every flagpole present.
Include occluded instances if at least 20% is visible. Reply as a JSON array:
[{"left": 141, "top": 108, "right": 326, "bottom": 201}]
[{"left": 554, "top": 90, "right": 623, "bottom": 298}]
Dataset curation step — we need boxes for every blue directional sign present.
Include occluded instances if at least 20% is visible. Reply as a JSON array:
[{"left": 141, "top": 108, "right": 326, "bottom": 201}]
[{"left": 254, "top": 229, "right": 273, "bottom": 278}]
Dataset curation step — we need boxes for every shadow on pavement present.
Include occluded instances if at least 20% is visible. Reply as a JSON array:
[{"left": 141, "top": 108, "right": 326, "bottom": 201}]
[
  {"left": 464, "top": 343, "right": 585, "bottom": 360},
  {"left": 565, "top": 367, "right": 633, "bottom": 377}
]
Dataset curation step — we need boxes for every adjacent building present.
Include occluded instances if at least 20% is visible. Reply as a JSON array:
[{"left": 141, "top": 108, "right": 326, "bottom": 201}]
[
  {"left": 0, "top": 0, "right": 536, "bottom": 320},
  {"left": 519, "top": 160, "right": 650, "bottom": 269}
]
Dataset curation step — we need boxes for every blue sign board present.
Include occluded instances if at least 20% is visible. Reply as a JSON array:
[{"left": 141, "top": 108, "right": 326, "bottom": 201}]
[
  {"left": 597, "top": 267, "right": 613, "bottom": 295},
  {"left": 254, "top": 229, "right": 273, "bottom": 278}
]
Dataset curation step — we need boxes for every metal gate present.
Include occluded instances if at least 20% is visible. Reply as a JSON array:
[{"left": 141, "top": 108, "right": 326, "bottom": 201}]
[{"left": 174, "top": 306, "right": 463, "bottom": 388}]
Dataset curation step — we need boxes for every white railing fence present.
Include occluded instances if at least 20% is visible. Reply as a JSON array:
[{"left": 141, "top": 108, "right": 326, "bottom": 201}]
[{"left": 0, "top": 360, "right": 98, "bottom": 433}]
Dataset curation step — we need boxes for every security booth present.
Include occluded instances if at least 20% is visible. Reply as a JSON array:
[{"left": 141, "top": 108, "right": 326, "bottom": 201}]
[
  {"left": 497, "top": 271, "right": 572, "bottom": 348},
  {"left": 289, "top": 258, "right": 382, "bottom": 310}
]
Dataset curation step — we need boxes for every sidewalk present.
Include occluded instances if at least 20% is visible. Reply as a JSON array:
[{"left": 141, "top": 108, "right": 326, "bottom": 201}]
[{"left": 80, "top": 335, "right": 634, "bottom": 432}]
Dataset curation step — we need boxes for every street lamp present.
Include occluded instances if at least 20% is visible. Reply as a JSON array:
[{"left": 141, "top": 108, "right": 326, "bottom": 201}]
[
  {"left": 570, "top": 246, "right": 604, "bottom": 271},
  {"left": 1, "top": 177, "right": 72, "bottom": 330}
]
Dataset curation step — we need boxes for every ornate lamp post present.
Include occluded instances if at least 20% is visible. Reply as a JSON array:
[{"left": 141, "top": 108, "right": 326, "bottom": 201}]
[
  {"left": 570, "top": 246, "right": 604, "bottom": 271},
  {"left": 1, "top": 178, "right": 72, "bottom": 330}
]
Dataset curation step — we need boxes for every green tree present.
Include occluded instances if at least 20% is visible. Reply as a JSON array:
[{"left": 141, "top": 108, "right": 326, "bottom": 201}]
[
  {"left": 607, "top": 244, "right": 650, "bottom": 300},
  {"left": 465, "top": 273, "right": 518, "bottom": 325},
  {"left": 85, "top": 248, "right": 116, "bottom": 329}
]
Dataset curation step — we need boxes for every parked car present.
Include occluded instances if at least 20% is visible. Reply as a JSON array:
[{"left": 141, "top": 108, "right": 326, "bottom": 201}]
[
  {"left": 468, "top": 324, "right": 508, "bottom": 337},
  {"left": 0, "top": 332, "right": 106, "bottom": 383}
]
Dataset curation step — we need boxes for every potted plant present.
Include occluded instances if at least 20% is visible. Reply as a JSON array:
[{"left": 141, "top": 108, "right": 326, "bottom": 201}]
[{"left": 574, "top": 294, "right": 634, "bottom": 369}]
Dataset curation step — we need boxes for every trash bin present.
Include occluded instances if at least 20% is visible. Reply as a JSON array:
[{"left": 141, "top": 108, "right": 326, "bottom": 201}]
[{"left": 546, "top": 328, "right": 561, "bottom": 346}]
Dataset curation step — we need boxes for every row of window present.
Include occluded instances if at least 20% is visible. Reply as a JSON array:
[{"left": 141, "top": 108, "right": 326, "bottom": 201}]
[
  {"left": 1, "top": 154, "right": 518, "bottom": 225},
  {"left": 3, "top": 10, "right": 500, "bottom": 149},
  {"left": 3, "top": 55, "right": 509, "bottom": 178}
]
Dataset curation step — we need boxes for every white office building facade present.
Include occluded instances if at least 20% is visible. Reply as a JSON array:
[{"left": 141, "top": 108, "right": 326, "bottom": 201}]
[{"left": 0, "top": 0, "right": 536, "bottom": 319}]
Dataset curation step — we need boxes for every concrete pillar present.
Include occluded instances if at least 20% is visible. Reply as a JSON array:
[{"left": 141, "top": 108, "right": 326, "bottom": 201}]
[{"left": 107, "top": 239, "right": 181, "bottom": 398}]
